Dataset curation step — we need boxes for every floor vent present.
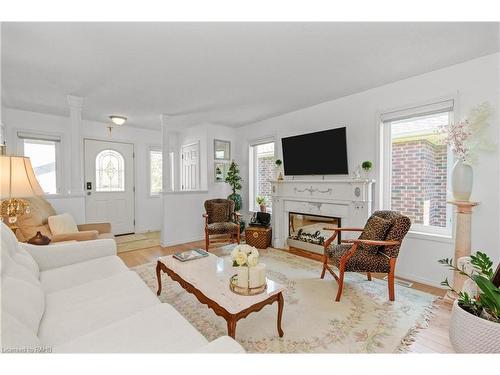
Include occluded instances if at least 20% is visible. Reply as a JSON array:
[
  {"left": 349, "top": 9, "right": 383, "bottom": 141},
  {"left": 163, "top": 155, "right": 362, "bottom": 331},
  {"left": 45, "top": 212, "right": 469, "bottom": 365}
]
[{"left": 382, "top": 276, "right": 414, "bottom": 288}]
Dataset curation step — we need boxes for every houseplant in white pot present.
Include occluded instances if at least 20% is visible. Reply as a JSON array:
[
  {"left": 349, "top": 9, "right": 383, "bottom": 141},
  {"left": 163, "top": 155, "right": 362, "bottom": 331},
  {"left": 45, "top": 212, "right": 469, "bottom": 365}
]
[{"left": 439, "top": 252, "right": 500, "bottom": 353}]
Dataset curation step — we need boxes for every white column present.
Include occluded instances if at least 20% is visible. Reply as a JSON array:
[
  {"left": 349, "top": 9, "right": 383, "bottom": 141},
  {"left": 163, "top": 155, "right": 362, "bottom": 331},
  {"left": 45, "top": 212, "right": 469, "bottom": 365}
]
[
  {"left": 67, "top": 95, "right": 84, "bottom": 195},
  {"left": 160, "top": 114, "right": 172, "bottom": 247}
]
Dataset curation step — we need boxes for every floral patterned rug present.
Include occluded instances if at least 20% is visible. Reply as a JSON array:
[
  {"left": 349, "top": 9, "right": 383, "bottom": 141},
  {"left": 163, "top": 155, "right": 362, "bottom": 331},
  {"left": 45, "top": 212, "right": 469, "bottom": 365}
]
[{"left": 131, "top": 246, "right": 437, "bottom": 353}]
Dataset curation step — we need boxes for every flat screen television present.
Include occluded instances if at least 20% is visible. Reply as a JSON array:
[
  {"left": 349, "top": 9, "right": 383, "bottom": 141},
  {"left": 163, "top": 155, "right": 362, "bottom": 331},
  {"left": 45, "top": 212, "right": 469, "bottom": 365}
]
[{"left": 281, "top": 127, "right": 348, "bottom": 175}]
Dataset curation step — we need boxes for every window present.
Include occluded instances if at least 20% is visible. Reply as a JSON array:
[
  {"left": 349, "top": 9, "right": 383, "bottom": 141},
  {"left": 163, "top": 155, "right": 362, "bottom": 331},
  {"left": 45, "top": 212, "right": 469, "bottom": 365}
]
[
  {"left": 249, "top": 140, "right": 275, "bottom": 211},
  {"left": 19, "top": 134, "right": 60, "bottom": 194},
  {"left": 95, "top": 149, "right": 125, "bottom": 192},
  {"left": 381, "top": 100, "right": 453, "bottom": 235},
  {"left": 150, "top": 149, "right": 163, "bottom": 195}
]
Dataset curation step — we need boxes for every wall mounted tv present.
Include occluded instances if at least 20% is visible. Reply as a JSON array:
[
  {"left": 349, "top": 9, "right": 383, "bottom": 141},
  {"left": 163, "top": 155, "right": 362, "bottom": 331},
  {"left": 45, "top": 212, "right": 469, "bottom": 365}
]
[{"left": 281, "top": 127, "right": 348, "bottom": 176}]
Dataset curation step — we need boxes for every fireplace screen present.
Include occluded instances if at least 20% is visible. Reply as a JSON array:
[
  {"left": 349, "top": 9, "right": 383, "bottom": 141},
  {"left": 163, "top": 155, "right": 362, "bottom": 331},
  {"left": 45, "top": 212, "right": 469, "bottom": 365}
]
[{"left": 288, "top": 212, "right": 340, "bottom": 247}]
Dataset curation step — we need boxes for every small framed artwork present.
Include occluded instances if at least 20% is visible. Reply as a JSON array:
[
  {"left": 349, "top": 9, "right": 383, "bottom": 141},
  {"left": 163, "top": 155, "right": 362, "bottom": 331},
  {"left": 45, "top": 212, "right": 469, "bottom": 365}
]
[
  {"left": 215, "top": 162, "right": 228, "bottom": 183},
  {"left": 214, "top": 139, "right": 231, "bottom": 161}
]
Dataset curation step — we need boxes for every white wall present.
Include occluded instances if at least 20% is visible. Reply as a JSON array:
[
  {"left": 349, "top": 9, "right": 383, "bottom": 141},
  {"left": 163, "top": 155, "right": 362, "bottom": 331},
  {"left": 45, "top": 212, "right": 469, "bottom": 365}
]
[
  {"left": 3, "top": 107, "right": 164, "bottom": 232},
  {"left": 161, "top": 123, "right": 237, "bottom": 246},
  {"left": 234, "top": 53, "right": 500, "bottom": 287}
]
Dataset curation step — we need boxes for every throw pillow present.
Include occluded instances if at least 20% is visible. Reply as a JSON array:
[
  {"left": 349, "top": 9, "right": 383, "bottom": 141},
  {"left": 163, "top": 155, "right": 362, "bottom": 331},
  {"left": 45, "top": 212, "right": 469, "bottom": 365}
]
[
  {"left": 358, "top": 215, "right": 392, "bottom": 252},
  {"left": 210, "top": 203, "right": 230, "bottom": 223},
  {"left": 48, "top": 213, "right": 79, "bottom": 235}
]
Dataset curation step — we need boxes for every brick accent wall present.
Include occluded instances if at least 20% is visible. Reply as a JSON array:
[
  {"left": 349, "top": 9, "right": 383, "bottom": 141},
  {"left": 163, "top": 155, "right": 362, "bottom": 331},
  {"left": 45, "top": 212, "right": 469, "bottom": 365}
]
[
  {"left": 257, "top": 155, "right": 275, "bottom": 208},
  {"left": 391, "top": 139, "right": 447, "bottom": 227}
]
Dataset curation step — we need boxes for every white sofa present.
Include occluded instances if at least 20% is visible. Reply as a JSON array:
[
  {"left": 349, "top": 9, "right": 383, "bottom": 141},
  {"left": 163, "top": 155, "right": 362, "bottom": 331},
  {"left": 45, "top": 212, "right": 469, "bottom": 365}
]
[{"left": 0, "top": 222, "right": 244, "bottom": 353}]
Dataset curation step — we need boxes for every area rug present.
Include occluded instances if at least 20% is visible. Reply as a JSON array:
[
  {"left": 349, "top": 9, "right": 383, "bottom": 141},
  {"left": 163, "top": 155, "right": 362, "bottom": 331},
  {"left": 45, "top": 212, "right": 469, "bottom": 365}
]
[
  {"left": 116, "top": 231, "right": 160, "bottom": 253},
  {"left": 131, "top": 246, "right": 437, "bottom": 353}
]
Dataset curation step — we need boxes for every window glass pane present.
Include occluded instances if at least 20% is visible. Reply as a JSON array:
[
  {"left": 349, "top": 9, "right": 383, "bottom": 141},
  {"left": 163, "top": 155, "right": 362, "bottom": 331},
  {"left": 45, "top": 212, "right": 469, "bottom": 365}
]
[
  {"left": 23, "top": 139, "right": 57, "bottom": 194},
  {"left": 252, "top": 142, "right": 275, "bottom": 210},
  {"left": 150, "top": 150, "right": 163, "bottom": 195},
  {"left": 390, "top": 112, "right": 449, "bottom": 228},
  {"left": 95, "top": 149, "right": 125, "bottom": 192}
]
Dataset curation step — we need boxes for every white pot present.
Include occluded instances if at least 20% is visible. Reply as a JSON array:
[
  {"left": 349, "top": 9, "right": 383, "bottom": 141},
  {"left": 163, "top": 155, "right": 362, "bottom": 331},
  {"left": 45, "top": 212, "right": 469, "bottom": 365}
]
[
  {"left": 451, "top": 160, "right": 473, "bottom": 201},
  {"left": 449, "top": 300, "right": 500, "bottom": 353}
]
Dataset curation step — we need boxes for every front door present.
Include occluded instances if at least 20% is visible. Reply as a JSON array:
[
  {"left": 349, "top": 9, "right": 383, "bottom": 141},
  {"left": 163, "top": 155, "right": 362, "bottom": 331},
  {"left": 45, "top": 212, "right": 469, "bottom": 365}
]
[{"left": 84, "top": 139, "right": 135, "bottom": 234}]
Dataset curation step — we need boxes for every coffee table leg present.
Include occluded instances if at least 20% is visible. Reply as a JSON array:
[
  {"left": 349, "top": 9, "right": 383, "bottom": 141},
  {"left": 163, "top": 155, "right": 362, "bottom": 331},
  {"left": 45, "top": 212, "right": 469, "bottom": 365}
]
[
  {"left": 227, "top": 318, "right": 237, "bottom": 339},
  {"left": 277, "top": 292, "right": 284, "bottom": 337},
  {"left": 156, "top": 262, "right": 162, "bottom": 296}
]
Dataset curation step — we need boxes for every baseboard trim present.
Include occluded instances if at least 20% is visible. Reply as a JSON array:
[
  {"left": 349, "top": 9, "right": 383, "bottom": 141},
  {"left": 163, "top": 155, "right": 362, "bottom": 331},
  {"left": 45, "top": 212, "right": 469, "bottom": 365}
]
[{"left": 395, "top": 271, "right": 445, "bottom": 289}]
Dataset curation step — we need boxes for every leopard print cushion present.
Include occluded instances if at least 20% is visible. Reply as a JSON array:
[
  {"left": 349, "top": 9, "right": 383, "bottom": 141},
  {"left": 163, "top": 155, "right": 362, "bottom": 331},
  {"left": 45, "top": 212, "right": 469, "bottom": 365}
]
[
  {"left": 326, "top": 243, "right": 391, "bottom": 273},
  {"left": 207, "top": 222, "right": 239, "bottom": 235},
  {"left": 204, "top": 199, "right": 234, "bottom": 224},
  {"left": 358, "top": 214, "right": 392, "bottom": 252}
]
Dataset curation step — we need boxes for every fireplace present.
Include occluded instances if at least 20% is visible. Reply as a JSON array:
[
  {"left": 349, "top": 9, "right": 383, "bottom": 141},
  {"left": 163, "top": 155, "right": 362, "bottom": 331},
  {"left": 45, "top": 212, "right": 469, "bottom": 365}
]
[{"left": 287, "top": 212, "right": 341, "bottom": 254}]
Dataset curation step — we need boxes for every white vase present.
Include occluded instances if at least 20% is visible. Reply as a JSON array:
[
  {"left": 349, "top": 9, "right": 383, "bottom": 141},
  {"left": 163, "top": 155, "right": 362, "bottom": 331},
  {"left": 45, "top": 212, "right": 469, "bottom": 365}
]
[
  {"left": 449, "top": 300, "right": 500, "bottom": 353},
  {"left": 451, "top": 160, "right": 473, "bottom": 201}
]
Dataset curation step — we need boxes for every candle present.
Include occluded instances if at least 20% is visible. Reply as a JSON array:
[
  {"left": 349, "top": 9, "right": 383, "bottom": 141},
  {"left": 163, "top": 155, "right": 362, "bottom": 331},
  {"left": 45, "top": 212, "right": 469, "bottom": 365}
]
[
  {"left": 249, "top": 266, "right": 261, "bottom": 288},
  {"left": 258, "top": 263, "right": 266, "bottom": 285},
  {"left": 237, "top": 267, "right": 249, "bottom": 288}
]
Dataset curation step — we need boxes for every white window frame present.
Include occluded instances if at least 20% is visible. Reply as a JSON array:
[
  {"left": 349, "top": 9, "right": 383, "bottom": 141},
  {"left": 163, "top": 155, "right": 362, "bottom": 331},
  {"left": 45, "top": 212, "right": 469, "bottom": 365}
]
[
  {"left": 17, "top": 131, "right": 63, "bottom": 195},
  {"left": 180, "top": 141, "right": 200, "bottom": 191},
  {"left": 148, "top": 146, "right": 163, "bottom": 197},
  {"left": 248, "top": 137, "right": 276, "bottom": 212},
  {"left": 379, "top": 99, "right": 455, "bottom": 238}
]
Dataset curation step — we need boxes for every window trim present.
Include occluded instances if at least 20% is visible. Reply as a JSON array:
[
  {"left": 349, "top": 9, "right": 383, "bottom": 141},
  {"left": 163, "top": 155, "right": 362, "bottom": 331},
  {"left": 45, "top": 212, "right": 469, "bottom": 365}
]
[
  {"left": 17, "top": 131, "right": 63, "bottom": 195},
  {"left": 379, "top": 100, "right": 455, "bottom": 237},
  {"left": 248, "top": 136, "right": 276, "bottom": 212},
  {"left": 148, "top": 146, "right": 163, "bottom": 197}
]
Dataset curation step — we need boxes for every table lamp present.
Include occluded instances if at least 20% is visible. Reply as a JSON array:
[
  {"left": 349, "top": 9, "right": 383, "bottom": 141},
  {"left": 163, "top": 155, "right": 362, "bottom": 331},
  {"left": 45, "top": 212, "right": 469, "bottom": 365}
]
[{"left": 0, "top": 156, "right": 45, "bottom": 232}]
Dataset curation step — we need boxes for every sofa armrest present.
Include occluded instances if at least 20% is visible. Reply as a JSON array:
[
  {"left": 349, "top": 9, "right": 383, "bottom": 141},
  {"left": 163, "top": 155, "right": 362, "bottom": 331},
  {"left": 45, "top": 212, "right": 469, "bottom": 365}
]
[
  {"left": 20, "top": 239, "right": 117, "bottom": 271},
  {"left": 194, "top": 336, "right": 245, "bottom": 353},
  {"left": 77, "top": 222, "right": 112, "bottom": 234},
  {"left": 52, "top": 230, "right": 99, "bottom": 242}
]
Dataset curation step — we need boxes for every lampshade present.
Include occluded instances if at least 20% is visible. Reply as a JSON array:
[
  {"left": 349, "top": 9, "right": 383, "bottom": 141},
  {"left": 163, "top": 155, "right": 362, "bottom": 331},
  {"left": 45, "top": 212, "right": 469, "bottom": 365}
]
[{"left": 0, "top": 156, "right": 45, "bottom": 199}]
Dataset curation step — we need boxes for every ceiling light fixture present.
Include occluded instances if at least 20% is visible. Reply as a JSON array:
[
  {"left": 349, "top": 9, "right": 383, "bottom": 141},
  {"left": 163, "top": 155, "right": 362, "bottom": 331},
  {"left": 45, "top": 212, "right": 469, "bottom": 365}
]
[{"left": 109, "top": 115, "right": 127, "bottom": 126}]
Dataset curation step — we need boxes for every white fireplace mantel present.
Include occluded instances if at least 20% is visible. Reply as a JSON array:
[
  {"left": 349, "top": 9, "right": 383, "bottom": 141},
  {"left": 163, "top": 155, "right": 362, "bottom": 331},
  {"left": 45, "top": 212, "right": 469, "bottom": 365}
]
[{"left": 270, "top": 178, "right": 375, "bottom": 250}]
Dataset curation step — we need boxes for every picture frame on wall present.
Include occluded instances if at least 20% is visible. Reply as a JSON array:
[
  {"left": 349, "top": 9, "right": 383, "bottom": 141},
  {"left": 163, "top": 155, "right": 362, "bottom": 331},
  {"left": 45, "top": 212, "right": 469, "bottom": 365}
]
[
  {"left": 214, "top": 139, "right": 231, "bottom": 161},
  {"left": 215, "top": 162, "right": 228, "bottom": 183}
]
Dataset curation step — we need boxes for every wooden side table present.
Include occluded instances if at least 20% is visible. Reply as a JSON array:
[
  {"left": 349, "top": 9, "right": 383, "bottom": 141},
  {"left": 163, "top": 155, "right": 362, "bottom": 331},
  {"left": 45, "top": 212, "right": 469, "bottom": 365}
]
[{"left": 245, "top": 226, "right": 272, "bottom": 249}]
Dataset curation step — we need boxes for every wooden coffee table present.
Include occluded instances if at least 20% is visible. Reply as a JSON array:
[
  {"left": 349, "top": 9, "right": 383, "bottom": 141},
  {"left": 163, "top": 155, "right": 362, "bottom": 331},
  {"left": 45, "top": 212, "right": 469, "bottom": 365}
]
[{"left": 156, "top": 253, "right": 284, "bottom": 339}]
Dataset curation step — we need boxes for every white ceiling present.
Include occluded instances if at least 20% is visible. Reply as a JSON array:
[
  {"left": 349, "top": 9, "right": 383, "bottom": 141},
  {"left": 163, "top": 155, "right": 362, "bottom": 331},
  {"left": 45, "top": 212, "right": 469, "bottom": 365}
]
[{"left": 2, "top": 22, "right": 499, "bottom": 130}]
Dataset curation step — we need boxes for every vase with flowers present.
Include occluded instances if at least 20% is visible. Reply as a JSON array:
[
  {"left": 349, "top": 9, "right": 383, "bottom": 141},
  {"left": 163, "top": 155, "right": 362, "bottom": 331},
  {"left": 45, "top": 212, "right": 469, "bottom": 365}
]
[
  {"left": 438, "top": 102, "right": 494, "bottom": 201},
  {"left": 231, "top": 244, "right": 266, "bottom": 290}
]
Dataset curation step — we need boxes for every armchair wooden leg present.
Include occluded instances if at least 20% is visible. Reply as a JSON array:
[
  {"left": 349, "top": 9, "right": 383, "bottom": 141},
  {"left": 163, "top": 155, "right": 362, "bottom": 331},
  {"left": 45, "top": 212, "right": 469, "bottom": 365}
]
[
  {"left": 205, "top": 231, "right": 210, "bottom": 252},
  {"left": 320, "top": 253, "right": 327, "bottom": 279},
  {"left": 335, "top": 266, "right": 345, "bottom": 302},
  {"left": 237, "top": 228, "right": 240, "bottom": 244},
  {"left": 367, "top": 272, "right": 372, "bottom": 281},
  {"left": 388, "top": 258, "right": 396, "bottom": 301}
]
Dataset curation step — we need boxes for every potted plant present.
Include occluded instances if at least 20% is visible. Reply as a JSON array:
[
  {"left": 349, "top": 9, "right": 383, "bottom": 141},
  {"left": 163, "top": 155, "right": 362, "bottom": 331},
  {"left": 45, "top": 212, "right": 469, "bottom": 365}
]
[
  {"left": 225, "top": 161, "right": 245, "bottom": 233},
  {"left": 275, "top": 159, "right": 283, "bottom": 180},
  {"left": 361, "top": 160, "right": 372, "bottom": 177},
  {"left": 438, "top": 252, "right": 500, "bottom": 353},
  {"left": 256, "top": 196, "right": 267, "bottom": 213}
]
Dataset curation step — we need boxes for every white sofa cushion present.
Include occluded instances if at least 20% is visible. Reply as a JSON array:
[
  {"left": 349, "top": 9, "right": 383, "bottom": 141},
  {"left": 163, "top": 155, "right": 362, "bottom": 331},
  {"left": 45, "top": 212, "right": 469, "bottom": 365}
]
[
  {"left": 1, "top": 312, "right": 42, "bottom": 351},
  {"left": 40, "top": 255, "right": 129, "bottom": 293},
  {"left": 53, "top": 304, "right": 210, "bottom": 353},
  {"left": 194, "top": 336, "right": 246, "bottom": 353},
  {"left": 2, "top": 275, "right": 45, "bottom": 334},
  {"left": 11, "top": 246, "right": 40, "bottom": 278},
  {"left": 39, "top": 271, "right": 159, "bottom": 346},
  {"left": 48, "top": 213, "right": 78, "bottom": 235}
]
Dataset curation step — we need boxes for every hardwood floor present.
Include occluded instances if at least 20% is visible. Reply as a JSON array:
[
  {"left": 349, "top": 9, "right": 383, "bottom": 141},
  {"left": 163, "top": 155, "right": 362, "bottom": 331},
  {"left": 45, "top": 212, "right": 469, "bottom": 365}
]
[{"left": 118, "top": 240, "right": 454, "bottom": 353}]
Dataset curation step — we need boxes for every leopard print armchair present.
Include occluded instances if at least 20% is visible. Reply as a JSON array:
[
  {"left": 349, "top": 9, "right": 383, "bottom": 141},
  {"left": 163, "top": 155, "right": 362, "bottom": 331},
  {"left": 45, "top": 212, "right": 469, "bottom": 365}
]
[
  {"left": 203, "top": 199, "right": 241, "bottom": 251},
  {"left": 320, "top": 210, "right": 411, "bottom": 302}
]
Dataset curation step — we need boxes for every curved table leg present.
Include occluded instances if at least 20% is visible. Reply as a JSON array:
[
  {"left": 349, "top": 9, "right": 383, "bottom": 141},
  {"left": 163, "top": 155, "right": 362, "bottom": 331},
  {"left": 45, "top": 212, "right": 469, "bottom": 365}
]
[
  {"left": 156, "top": 262, "right": 162, "bottom": 296},
  {"left": 227, "top": 319, "right": 237, "bottom": 339},
  {"left": 277, "top": 292, "right": 284, "bottom": 337}
]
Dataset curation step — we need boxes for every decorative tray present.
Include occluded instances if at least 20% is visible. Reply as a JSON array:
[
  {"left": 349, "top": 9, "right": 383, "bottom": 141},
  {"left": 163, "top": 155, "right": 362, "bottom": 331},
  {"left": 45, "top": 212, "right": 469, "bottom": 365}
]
[{"left": 229, "top": 274, "right": 267, "bottom": 296}]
